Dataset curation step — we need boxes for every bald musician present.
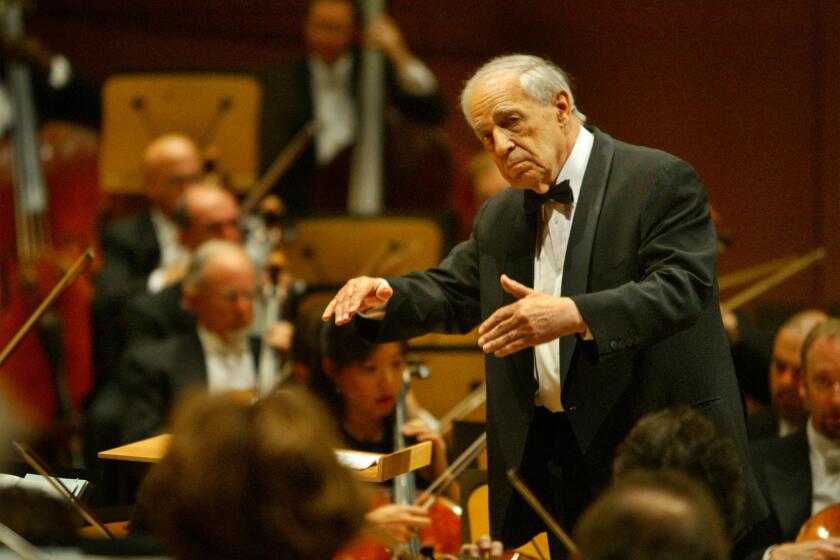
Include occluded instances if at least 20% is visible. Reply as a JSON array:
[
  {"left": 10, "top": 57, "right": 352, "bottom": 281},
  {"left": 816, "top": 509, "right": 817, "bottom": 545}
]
[
  {"left": 748, "top": 310, "right": 828, "bottom": 441},
  {"left": 92, "top": 134, "right": 203, "bottom": 387},
  {"left": 123, "top": 182, "right": 241, "bottom": 345}
]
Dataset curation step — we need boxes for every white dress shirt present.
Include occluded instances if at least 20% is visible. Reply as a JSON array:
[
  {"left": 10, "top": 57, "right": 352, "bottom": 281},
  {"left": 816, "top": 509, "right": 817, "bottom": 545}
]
[
  {"left": 533, "top": 126, "right": 594, "bottom": 412},
  {"left": 308, "top": 53, "right": 437, "bottom": 166},
  {"left": 146, "top": 208, "right": 190, "bottom": 293},
  {"left": 197, "top": 326, "right": 256, "bottom": 394},
  {"left": 808, "top": 420, "right": 840, "bottom": 515}
]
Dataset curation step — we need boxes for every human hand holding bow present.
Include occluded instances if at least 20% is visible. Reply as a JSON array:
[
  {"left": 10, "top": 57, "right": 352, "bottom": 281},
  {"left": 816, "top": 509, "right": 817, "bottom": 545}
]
[{"left": 477, "top": 275, "right": 588, "bottom": 357}]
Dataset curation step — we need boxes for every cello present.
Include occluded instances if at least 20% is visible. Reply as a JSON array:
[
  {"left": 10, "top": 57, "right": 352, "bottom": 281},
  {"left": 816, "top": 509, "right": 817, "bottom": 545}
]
[{"left": 0, "top": 1, "right": 99, "bottom": 442}]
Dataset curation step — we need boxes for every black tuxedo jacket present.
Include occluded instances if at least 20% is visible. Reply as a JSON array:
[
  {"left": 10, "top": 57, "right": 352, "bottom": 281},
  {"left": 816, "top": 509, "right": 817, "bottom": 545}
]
[
  {"left": 120, "top": 330, "right": 206, "bottom": 444},
  {"left": 747, "top": 408, "right": 781, "bottom": 442},
  {"left": 120, "top": 330, "right": 262, "bottom": 444},
  {"left": 360, "top": 126, "right": 767, "bottom": 544},
  {"left": 92, "top": 210, "right": 161, "bottom": 388},
  {"left": 258, "top": 55, "right": 445, "bottom": 216},
  {"left": 741, "top": 430, "right": 811, "bottom": 559},
  {"left": 123, "top": 282, "right": 196, "bottom": 345}
]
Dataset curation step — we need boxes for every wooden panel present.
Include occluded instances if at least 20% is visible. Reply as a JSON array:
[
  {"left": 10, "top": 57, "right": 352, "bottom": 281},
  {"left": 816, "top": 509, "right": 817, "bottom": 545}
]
[
  {"left": 24, "top": 0, "right": 839, "bottom": 308},
  {"left": 409, "top": 350, "right": 485, "bottom": 419}
]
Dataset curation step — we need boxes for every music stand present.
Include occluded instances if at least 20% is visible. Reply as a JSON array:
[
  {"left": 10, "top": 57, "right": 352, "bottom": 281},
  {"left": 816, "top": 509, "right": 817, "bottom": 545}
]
[
  {"left": 100, "top": 72, "right": 261, "bottom": 194},
  {"left": 284, "top": 216, "right": 443, "bottom": 286}
]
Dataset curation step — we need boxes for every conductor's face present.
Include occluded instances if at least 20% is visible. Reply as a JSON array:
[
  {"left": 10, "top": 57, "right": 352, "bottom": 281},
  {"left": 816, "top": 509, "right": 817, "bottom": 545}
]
[{"left": 468, "top": 73, "right": 574, "bottom": 193}]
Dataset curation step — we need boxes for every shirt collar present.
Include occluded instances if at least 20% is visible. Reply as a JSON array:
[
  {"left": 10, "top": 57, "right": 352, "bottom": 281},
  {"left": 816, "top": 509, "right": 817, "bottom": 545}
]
[
  {"left": 197, "top": 325, "right": 250, "bottom": 355},
  {"left": 554, "top": 125, "right": 594, "bottom": 204},
  {"left": 309, "top": 53, "right": 353, "bottom": 87},
  {"left": 808, "top": 418, "right": 840, "bottom": 462}
]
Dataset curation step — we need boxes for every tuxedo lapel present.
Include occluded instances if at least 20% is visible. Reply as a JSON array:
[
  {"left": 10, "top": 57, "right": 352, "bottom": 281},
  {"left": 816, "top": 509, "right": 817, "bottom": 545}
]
[
  {"left": 559, "top": 127, "right": 614, "bottom": 384},
  {"left": 504, "top": 193, "right": 540, "bottom": 391},
  {"left": 171, "top": 330, "right": 208, "bottom": 394},
  {"left": 765, "top": 431, "right": 812, "bottom": 539}
]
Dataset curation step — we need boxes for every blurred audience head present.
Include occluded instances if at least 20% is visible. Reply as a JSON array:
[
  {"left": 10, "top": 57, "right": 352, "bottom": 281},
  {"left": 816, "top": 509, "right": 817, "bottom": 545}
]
[
  {"left": 770, "top": 309, "right": 828, "bottom": 426},
  {"left": 305, "top": 0, "right": 359, "bottom": 65},
  {"left": 175, "top": 183, "right": 242, "bottom": 249},
  {"left": 183, "top": 241, "right": 256, "bottom": 340},
  {"left": 800, "top": 318, "right": 840, "bottom": 442},
  {"left": 612, "top": 406, "right": 745, "bottom": 538},
  {"left": 140, "top": 388, "right": 365, "bottom": 560},
  {"left": 142, "top": 134, "right": 203, "bottom": 217},
  {"left": 574, "top": 469, "right": 728, "bottom": 560}
]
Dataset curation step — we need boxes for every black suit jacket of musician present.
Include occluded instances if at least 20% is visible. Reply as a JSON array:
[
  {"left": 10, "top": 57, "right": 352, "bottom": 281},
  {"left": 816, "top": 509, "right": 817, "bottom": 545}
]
[
  {"left": 358, "top": 126, "right": 768, "bottom": 545},
  {"left": 257, "top": 54, "right": 446, "bottom": 216},
  {"left": 739, "top": 430, "right": 811, "bottom": 559}
]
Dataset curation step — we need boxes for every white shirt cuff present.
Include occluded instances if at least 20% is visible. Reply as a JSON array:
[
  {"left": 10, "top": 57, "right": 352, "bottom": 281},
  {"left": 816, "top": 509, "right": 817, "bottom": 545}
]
[
  {"left": 146, "top": 268, "right": 168, "bottom": 293},
  {"left": 356, "top": 279, "right": 390, "bottom": 321},
  {"left": 48, "top": 55, "right": 72, "bottom": 89},
  {"left": 395, "top": 59, "right": 437, "bottom": 96}
]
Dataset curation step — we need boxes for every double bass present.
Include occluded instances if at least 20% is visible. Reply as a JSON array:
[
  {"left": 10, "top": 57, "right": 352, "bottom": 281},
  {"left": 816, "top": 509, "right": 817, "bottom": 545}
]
[{"left": 0, "top": 1, "right": 99, "bottom": 442}]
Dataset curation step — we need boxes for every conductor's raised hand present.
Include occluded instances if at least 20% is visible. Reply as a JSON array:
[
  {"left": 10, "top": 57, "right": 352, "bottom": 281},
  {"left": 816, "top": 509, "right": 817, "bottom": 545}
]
[
  {"left": 477, "top": 274, "right": 587, "bottom": 357},
  {"left": 322, "top": 276, "right": 393, "bottom": 325}
]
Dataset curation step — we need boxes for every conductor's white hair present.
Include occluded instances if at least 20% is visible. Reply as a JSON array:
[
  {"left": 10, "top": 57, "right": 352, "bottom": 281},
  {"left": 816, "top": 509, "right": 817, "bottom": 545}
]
[{"left": 460, "top": 54, "right": 586, "bottom": 123}]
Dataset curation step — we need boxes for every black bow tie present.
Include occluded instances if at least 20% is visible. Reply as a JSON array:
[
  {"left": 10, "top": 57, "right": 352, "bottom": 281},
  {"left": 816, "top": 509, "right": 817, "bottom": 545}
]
[{"left": 523, "top": 180, "right": 574, "bottom": 213}]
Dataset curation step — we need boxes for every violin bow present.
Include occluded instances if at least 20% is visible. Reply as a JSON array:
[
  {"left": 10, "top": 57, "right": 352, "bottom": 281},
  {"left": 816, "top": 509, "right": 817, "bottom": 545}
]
[
  {"left": 506, "top": 468, "right": 579, "bottom": 558},
  {"left": 12, "top": 441, "right": 113, "bottom": 539},
  {"left": 240, "top": 120, "right": 317, "bottom": 217},
  {"left": 438, "top": 382, "right": 486, "bottom": 436},
  {"left": 721, "top": 247, "right": 825, "bottom": 312},
  {"left": 417, "top": 432, "right": 486, "bottom": 509},
  {"left": 0, "top": 248, "right": 94, "bottom": 368}
]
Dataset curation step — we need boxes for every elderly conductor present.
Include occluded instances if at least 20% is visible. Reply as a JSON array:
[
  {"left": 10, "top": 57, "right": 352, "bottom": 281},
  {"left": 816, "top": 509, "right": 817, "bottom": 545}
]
[{"left": 324, "top": 54, "right": 766, "bottom": 556}]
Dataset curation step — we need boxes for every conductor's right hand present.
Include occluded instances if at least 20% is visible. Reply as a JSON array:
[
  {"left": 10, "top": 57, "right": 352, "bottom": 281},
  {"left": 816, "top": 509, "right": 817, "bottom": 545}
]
[{"left": 322, "top": 276, "right": 393, "bottom": 325}]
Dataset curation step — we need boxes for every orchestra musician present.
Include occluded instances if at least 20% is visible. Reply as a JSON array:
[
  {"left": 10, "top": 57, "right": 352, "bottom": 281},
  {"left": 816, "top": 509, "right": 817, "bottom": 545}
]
[
  {"left": 91, "top": 134, "right": 203, "bottom": 388},
  {"left": 310, "top": 317, "right": 456, "bottom": 502},
  {"left": 746, "top": 319, "right": 840, "bottom": 560},
  {"left": 120, "top": 240, "right": 260, "bottom": 443},
  {"left": 747, "top": 310, "right": 828, "bottom": 441},
  {"left": 323, "top": 53, "right": 767, "bottom": 557},
  {"left": 258, "top": 0, "right": 445, "bottom": 215}
]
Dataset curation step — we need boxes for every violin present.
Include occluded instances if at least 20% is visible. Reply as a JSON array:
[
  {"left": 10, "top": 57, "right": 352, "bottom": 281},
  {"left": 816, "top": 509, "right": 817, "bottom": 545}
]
[{"left": 797, "top": 503, "right": 840, "bottom": 542}]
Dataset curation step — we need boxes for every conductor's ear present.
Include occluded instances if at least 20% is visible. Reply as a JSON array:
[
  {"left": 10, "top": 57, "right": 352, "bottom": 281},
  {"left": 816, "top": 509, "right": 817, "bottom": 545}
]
[{"left": 553, "top": 90, "right": 571, "bottom": 125}]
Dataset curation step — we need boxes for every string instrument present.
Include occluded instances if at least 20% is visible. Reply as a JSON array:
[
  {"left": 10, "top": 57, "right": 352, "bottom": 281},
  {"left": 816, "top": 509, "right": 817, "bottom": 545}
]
[
  {"left": 797, "top": 503, "right": 840, "bottom": 542},
  {"left": 437, "top": 382, "right": 486, "bottom": 437},
  {"left": 256, "top": 249, "right": 286, "bottom": 397},
  {"left": 720, "top": 247, "right": 826, "bottom": 312},
  {"left": 0, "top": 1, "right": 99, "bottom": 433},
  {"left": 347, "top": 0, "right": 385, "bottom": 216},
  {"left": 13, "top": 440, "right": 114, "bottom": 539},
  {"left": 507, "top": 469, "right": 579, "bottom": 558}
]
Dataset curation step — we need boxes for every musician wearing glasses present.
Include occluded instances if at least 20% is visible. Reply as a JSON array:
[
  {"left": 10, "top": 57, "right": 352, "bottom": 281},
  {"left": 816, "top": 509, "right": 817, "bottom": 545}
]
[{"left": 121, "top": 241, "right": 260, "bottom": 443}]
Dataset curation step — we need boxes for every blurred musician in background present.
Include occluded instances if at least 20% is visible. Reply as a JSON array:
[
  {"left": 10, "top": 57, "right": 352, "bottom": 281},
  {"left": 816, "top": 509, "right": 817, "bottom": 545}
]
[
  {"left": 122, "top": 182, "right": 242, "bottom": 346},
  {"left": 746, "top": 319, "right": 840, "bottom": 559},
  {"left": 91, "top": 133, "right": 203, "bottom": 390},
  {"left": 121, "top": 240, "right": 258, "bottom": 443},
  {"left": 747, "top": 310, "right": 828, "bottom": 441},
  {"left": 258, "top": 0, "right": 446, "bottom": 216}
]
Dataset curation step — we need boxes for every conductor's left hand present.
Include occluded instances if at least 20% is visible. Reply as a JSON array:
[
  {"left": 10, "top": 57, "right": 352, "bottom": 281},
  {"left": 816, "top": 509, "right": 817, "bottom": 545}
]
[
  {"left": 322, "top": 276, "right": 393, "bottom": 325},
  {"left": 477, "top": 275, "right": 587, "bottom": 357}
]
